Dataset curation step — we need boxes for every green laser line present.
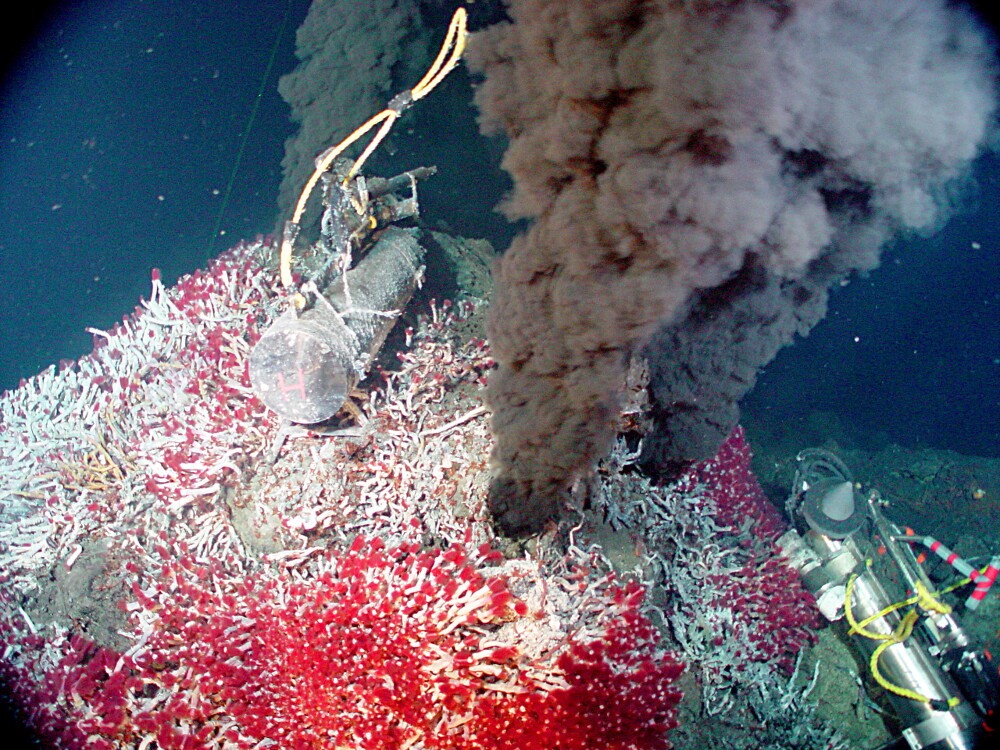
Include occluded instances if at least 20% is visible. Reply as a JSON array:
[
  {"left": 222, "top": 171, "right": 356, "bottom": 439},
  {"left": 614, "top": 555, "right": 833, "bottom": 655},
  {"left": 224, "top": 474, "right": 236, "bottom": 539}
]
[{"left": 207, "top": 0, "right": 294, "bottom": 258}]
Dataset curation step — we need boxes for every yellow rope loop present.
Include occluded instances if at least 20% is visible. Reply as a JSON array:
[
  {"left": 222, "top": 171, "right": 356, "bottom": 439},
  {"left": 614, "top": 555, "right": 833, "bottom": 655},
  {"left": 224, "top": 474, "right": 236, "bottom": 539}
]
[
  {"left": 280, "top": 108, "right": 392, "bottom": 290},
  {"left": 411, "top": 7, "right": 469, "bottom": 100},
  {"left": 913, "top": 579, "right": 951, "bottom": 616},
  {"left": 853, "top": 599, "right": 910, "bottom": 637},
  {"left": 279, "top": 7, "right": 468, "bottom": 292},
  {"left": 869, "top": 608, "right": 961, "bottom": 709},
  {"left": 847, "top": 573, "right": 962, "bottom": 709},
  {"left": 344, "top": 7, "right": 467, "bottom": 182},
  {"left": 845, "top": 570, "right": 951, "bottom": 638},
  {"left": 869, "top": 610, "right": 925, "bottom": 700},
  {"left": 845, "top": 573, "right": 898, "bottom": 640},
  {"left": 344, "top": 111, "right": 401, "bottom": 183}
]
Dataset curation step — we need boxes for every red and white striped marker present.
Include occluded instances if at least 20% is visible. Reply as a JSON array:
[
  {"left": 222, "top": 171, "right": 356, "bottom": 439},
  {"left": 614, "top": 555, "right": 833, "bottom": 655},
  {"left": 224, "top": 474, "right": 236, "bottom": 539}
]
[{"left": 900, "top": 532, "right": 999, "bottom": 611}]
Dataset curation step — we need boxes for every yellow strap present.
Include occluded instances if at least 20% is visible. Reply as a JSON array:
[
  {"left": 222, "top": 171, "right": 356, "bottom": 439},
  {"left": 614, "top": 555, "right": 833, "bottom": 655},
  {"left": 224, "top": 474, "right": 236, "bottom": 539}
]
[
  {"left": 845, "top": 572, "right": 896, "bottom": 639},
  {"left": 410, "top": 7, "right": 468, "bottom": 100},
  {"left": 869, "top": 611, "right": 926, "bottom": 702},
  {"left": 869, "top": 609, "right": 960, "bottom": 708},
  {"left": 913, "top": 579, "right": 951, "bottom": 615},
  {"left": 279, "top": 8, "right": 468, "bottom": 290},
  {"left": 846, "top": 569, "right": 952, "bottom": 639},
  {"left": 846, "top": 571, "right": 960, "bottom": 708}
]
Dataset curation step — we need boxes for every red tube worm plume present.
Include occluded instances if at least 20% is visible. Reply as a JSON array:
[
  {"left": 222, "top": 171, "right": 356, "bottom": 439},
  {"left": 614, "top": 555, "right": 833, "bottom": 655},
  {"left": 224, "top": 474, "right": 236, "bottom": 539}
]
[
  {"left": 687, "top": 426, "right": 822, "bottom": 669},
  {"left": 688, "top": 426, "right": 787, "bottom": 541},
  {"left": 11, "top": 538, "right": 681, "bottom": 749},
  {"left": 0, "top": 616, "right": 139, "bottom": 750},
  {"left": 467, "top": 581, "right": 683, "bottom": 749}
]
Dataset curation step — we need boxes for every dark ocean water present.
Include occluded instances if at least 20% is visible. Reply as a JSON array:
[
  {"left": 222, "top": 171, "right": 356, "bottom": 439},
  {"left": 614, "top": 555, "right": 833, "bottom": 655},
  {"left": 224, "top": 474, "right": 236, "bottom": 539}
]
[
  {"left": 0, "top": 0, "right": 312, "bottom": 392},
  {"left": 745, "top": 152, "right": 1000, "bottom": 458},
  {"left": 0, "top": 0, "right": 997, "bottom": 463}
]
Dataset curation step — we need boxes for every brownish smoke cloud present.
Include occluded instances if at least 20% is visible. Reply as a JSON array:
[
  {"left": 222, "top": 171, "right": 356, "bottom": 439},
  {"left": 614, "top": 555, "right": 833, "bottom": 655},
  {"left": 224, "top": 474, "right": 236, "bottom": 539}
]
[{"left": 469, "top": 0, "right": 997, "bottom": 534}]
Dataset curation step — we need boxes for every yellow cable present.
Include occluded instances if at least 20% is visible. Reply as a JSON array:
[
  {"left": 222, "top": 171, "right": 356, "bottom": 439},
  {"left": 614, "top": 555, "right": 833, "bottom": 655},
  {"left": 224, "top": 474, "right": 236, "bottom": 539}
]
[
  {"left": 345, "top": 110, "right": 401, "bottom": 183},
  {"left": 868, "top": 609, "right": 960, "bottom": 709},
  {"left": 845, "top": 571, "right": 960, "bottom": 709},
  {"left": 845, "top": 573, "right": 896, "bottom": 639},
  {"left": 344, "top": 6, "right": 467, "bottom": 182},
  {"left": 411, "top": 7, "right": 468, "bottom": 99},
  {"left": 869, "top": 610, "right": 926, "bottom": 702},
  {"left": 279, "top": 7, "right": 468, "bottom": 290},
  {"left": 846, "top": 574, "right": 951, "bottom": 638},
  {"left": 912, "top": 579, "right": 951, "bottom": 616}
]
